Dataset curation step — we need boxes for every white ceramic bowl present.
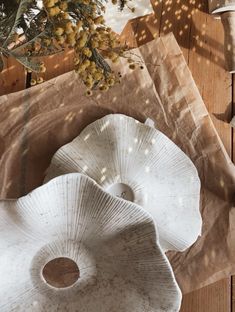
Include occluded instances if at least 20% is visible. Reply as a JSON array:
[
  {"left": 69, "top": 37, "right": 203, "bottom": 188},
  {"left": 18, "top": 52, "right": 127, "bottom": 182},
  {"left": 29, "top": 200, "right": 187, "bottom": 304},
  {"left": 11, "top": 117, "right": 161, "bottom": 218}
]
[
  {"left": 45, "top": 114, "right": 202, "bottom": 252},
  {"left": 0, "top": 174, "right": 182, "bottom": 312},
  {"left": 208, "top": 0, "right": 235, "bottom": 14}
]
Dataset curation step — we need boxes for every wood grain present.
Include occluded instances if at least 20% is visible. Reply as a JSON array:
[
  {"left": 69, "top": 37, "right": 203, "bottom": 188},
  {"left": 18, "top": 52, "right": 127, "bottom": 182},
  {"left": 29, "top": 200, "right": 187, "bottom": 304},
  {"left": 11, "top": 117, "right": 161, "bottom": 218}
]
[
  {"left": 158, "top": 0, "right": 232, "bottom": 156},
  {"left": 0, "top": 57, "right": 26, "bottom": 96},
  {"left": 188, "top": 0, "right": 232, "bottom": 157},
  {"left": 232, "top": 276, "right": 235, "bottom": 311},
  {"left": 180, "top": 278, "right": 231, "bottom": 312},
  {"left": 233, "top": 74, "right": 235, "bottom": 163}
]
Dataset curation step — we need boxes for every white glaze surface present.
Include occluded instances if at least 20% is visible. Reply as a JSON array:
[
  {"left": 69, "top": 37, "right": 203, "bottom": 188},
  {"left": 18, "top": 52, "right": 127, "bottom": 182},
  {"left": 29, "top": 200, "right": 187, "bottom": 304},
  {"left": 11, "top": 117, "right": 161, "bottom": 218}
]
[
  {"left": 45, "top": 114, "right": 202, "bottom": 252},
  {"left": 0, "top": 174, "right": 182, "bottom": 312}
]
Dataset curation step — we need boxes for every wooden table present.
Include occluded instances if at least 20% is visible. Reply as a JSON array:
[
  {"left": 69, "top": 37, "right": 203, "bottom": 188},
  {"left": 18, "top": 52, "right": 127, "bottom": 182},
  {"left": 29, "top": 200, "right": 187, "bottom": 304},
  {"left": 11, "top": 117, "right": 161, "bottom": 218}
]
[{"left": 0, "top": 0, "right": 234, "bottom": 311}]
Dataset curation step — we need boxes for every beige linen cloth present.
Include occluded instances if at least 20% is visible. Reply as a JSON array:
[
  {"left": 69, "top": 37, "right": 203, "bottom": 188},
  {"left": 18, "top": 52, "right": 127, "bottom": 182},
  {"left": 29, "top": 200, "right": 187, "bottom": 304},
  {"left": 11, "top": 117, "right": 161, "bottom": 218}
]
[{"left": 0, "top": 33, "right": 235, "bottom": 294}]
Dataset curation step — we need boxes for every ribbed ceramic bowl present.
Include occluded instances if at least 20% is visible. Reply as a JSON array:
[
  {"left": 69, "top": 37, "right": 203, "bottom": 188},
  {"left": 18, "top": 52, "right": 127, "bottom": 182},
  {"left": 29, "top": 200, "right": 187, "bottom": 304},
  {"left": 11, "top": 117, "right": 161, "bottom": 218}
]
[
  {"left": 0, "top": 174, "right": 182, "bottom": 312},
  {"left": 208, "top": 0, "right": 235, "bottom": 14},
  {"left": 45, "top": 114, "right": 202, "bottom": 252}
]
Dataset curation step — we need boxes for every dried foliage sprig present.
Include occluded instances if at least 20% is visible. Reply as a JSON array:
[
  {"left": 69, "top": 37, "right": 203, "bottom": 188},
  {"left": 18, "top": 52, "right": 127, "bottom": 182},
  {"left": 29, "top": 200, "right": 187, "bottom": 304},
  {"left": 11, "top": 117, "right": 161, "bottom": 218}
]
[{"left": 0, "top": 0, "right": 142, "bottom": 93}]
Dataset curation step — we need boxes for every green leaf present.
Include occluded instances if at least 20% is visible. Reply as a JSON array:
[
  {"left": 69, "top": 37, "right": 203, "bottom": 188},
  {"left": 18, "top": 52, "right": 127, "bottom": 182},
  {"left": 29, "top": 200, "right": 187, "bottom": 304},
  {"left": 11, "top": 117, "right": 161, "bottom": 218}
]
[{"left": 3, "top": 0, "right": 33, "bottom": 48}]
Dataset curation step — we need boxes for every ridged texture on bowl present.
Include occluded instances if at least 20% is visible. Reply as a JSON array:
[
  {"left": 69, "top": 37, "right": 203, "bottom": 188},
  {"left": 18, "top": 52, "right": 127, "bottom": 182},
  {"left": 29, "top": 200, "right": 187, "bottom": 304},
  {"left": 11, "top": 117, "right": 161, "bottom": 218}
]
[
  {"left": 45, "top": 114, "right": 202, "bottom": 252},
  {"left": 0, "top": 174, "right": 181, "bottom": 312}
]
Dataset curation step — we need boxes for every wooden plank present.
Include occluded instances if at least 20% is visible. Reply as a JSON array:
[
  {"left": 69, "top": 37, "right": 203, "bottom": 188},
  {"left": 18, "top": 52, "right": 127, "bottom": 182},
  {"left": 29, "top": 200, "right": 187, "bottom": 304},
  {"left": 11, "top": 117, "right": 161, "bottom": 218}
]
[
  {"left": 180, "top": 278, "right": 231, "bottom": 312},
  {"left": 31, "top": 49, "right": 74, "bottom": 84},
  {"left": 159, "top": 0, "right": 196, "bottom": 60},
  {"left": 120, "top": 0, "right": 163, "bottom": 48},
  {"left": 188, "top": 0, "right": 232, "bottom": 156},
  {"left": 159, "top": 0, "right": 232, "bottom": 156},
  {"left": 233, "top": 74, "right": 235, "bottom": 162},
  {"left": 0, "top": 57, "right": 26, "bottom": 96},
  {"left": 158, "top": 1, "right": 233, "bottom": 311},
  {"left": 232, "top": 275, "right": 235, "bottom": 311}
]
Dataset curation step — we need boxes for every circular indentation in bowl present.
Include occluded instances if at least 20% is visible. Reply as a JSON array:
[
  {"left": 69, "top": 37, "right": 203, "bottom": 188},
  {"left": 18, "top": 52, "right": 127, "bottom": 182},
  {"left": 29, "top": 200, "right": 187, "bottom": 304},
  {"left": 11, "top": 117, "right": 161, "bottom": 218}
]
[
  {"left": 107, "top": 183, "right": 134, "bottom": 202},
  {"left": 42, "top": 257, "right": 80, "bottom": 288}
]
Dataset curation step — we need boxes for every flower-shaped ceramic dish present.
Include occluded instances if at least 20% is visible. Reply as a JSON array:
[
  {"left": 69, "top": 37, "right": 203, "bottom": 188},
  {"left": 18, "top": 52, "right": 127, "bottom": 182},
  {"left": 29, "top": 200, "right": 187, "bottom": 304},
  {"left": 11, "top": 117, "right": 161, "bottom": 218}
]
[
  {"left": 0, "top": 174, "right": 182, "bottom": 312},
  {"left": 208, "top": 0, "right": 235, "bottom": 14},
  {"left": 45, "top": 114, "right": 202, "bottom": 252},
  {"left": 104, "top": 0, "right": 154, "bottom": 34}
]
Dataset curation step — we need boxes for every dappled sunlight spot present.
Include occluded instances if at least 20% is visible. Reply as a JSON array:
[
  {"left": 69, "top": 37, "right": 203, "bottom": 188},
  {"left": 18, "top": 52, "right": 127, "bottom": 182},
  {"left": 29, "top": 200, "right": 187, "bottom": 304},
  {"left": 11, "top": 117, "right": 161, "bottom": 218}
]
[
  {"left": 67, "top": 50, "right": 74, "bottom": 55},
  {"left": 96, "top": 94, "right": 101, "bottom": 100},
  {"left": 6, "top": 181, "right": 12, "bottom": 190},
  {"left": 11, "top": 142, "right": 17, "bottom": 149},
  {"left": 1, "top": 68, "right": 9, "bottom": 74},
  {"left": 145, "top": 16, "right": 150, "bottom": 22},
  {"left": 84, "top": 133, "right": 91, "bottom": 141},
  {"left": 145, "top": 166, "right": 150, "bottom": 173},
  {"left": 59, "top": 102, "right": 65, "bottom": 107},
  {"left": 172, "top": 131, "right": 177, "bottom": 140},
  {"left": 220, "top": 178, "right": 225, "bottom": 188},
  {"left": 112, "top": 96, "right": 117, "bottom": 103},
  {"left": 10, "top": 107, "right": 21, "bottom": 113},
  {"left": 100, "top": 175, "right": 106, "bottom": 183},
  {"left": 39, "top": 87, "right": 46, "bottom": 94},
  {"left": 83, "top": 165, "right": 88, "bottom": 172},
  {"left": 182, "top": 4, "right": 189, "bottom": 11},
  {"left": 204, "top": 255, "right": 209, "bottom": 266},
  {"left": 64, "top": 57, "right": 69, "bottom": 61},
  {"left": 65, "top": 112, "right": 76, "bottom": 122},
  {"left": 22, "top": 148, "right": 29, "bottom": 155},
  {"left": 210, "top": 249, "right": 216, "bottom": 259},
  {"left": 100, "top": 120, "right": 110, "bottom": 132},
  {"left": 101, "top": 167, "right": 107, "bottom": 174},
  {"left": 79, "top": 108, "right": 83, "bottom": 114},
  {"left": 54, "top": 64, "right": 59, "bottom": 69}
]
